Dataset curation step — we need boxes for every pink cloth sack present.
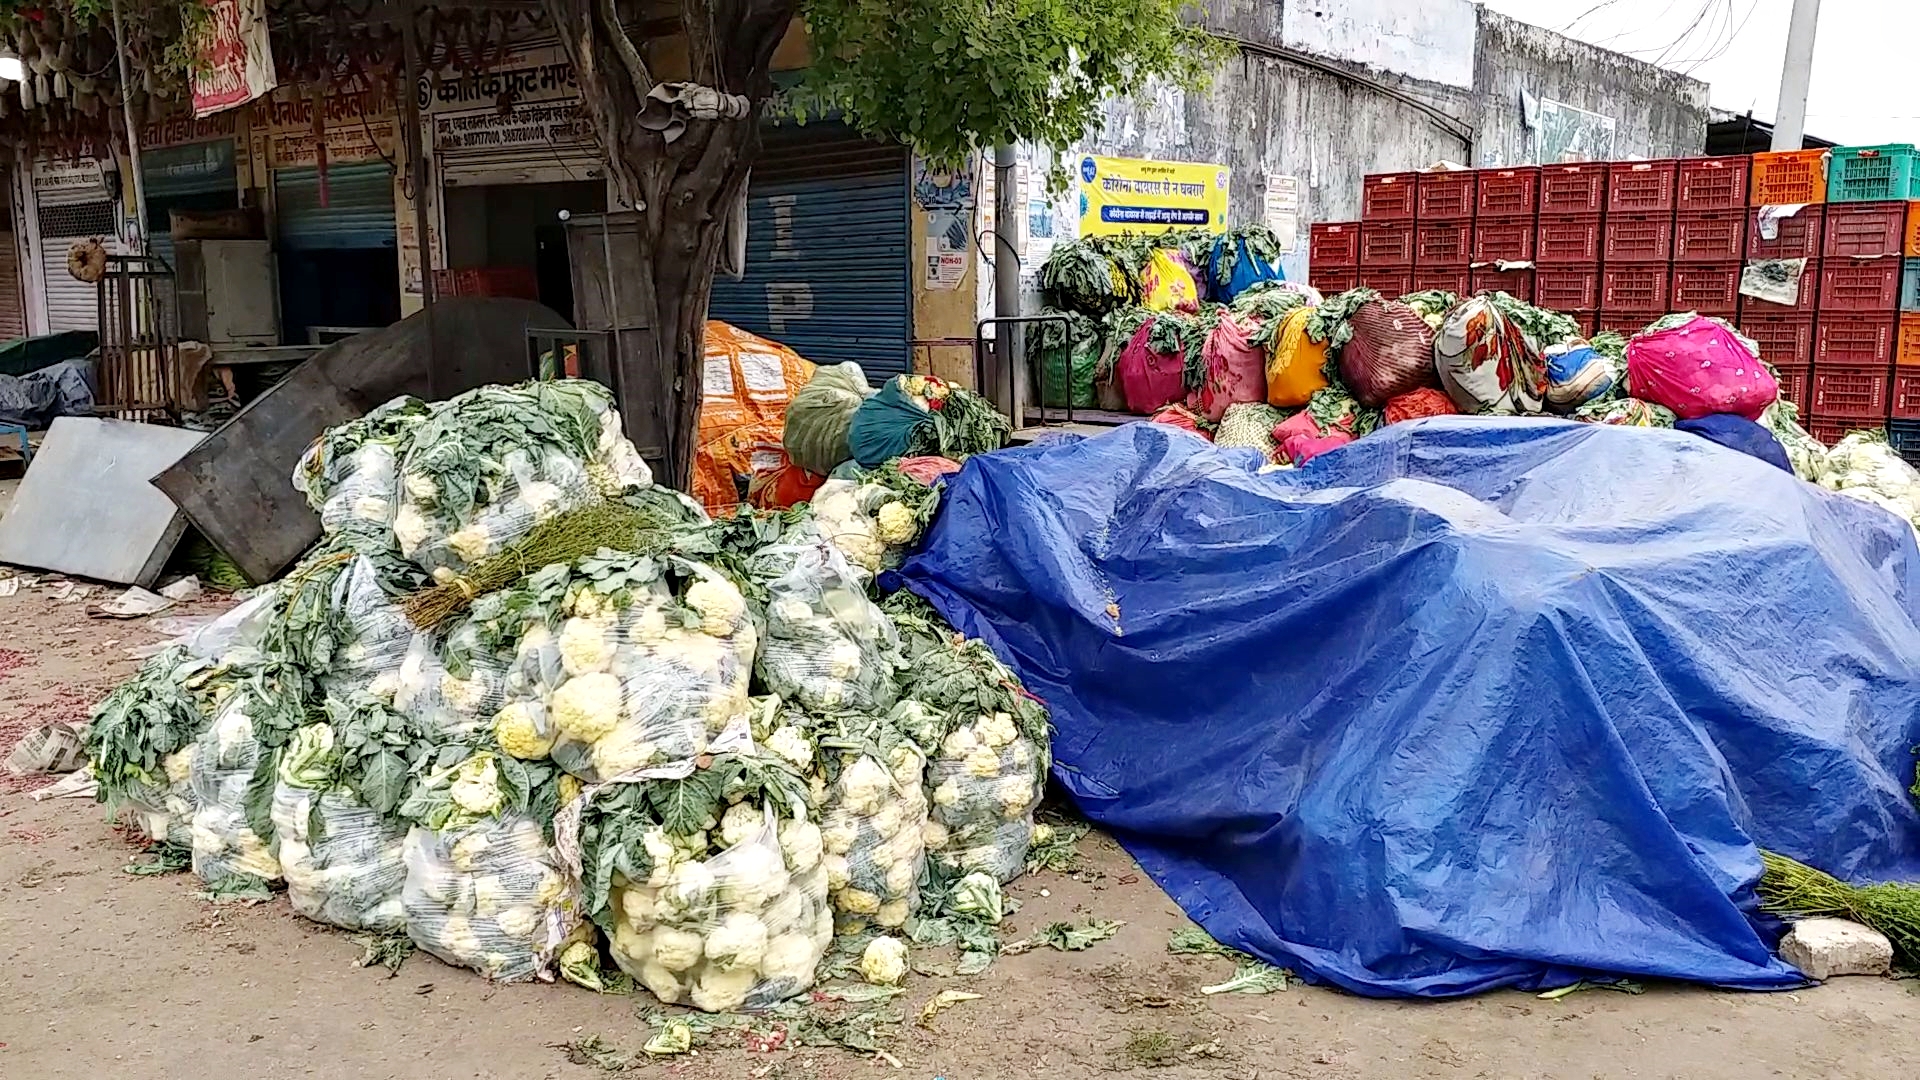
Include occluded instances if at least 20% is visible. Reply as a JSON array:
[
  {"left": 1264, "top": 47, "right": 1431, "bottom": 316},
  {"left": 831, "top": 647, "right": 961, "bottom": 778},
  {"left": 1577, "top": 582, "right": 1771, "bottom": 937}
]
[
  {"left": 1117, "top": 320, "right": 1188, "bottom": 415},
  {"left": 1193, "top": 312, "right": 1268, "bottom": 422},
  {"left": 1272, "top": 408, "right": 1354, "bottom": 465},
  {"left": 1626, "top": 317, "right": 1779, "bottom": 421}
]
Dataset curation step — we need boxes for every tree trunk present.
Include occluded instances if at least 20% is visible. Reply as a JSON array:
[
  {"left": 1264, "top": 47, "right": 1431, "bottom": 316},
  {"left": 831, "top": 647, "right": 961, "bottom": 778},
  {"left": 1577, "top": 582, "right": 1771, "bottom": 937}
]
[{"left": 541, "top": 0, "right": 797, "bottom": 490}]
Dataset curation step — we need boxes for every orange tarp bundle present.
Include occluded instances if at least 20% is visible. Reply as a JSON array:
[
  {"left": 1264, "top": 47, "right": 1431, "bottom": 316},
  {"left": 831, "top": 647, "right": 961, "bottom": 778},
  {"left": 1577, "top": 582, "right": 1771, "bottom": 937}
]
[{"left": 694, "top": 321, "right": 817, "bottom": 513}]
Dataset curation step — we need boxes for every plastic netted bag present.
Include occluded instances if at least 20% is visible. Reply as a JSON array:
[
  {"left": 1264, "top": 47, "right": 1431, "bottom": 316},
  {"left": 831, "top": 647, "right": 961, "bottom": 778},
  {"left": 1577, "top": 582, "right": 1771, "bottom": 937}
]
[
  {"left": 394, "top": 381, "right": 649, "bottom": 577},
  {"left": 1213, "top": 402, "right": 1287, "bottom": 463},
  {"left": 1626, "top": 315, "right": 1778, "bottom": 421},
  {"left": 189, "top": 681, "right": 297, "bottom": 884},
  {"left": 783, "top": 362, "right": 873, "bottom": 475},
  {"left": 750, "top": 527, "right": 900, "bottom": 714},
  {"left": 815, "top": 716, "right": 929, "bottom": 933},
  {"left": 396, "top": 620, "right": 514, "bottom": 739},
  {"left": 318, "top": 555, "right": 416, "bottom": 700},
  {"left": 125, "top": 748, "right": 197, "bottom": 848},
  {"left": 402, "top": 813, "right": 572, "bottom": 982},
  {"left": 273, "top": 725, "right": 409, "bottom": 933},
  {"left": 1383, "top": 387, "right": 1458, "bottom": 425},
  {"left": 898, "top": 640, "right": 1050, "bottom": 885},
  {"left": 567, "top": 754, "right": 833, "bottom": 1011},
  {"left": 1432, "top": 294, "right": 1546, "bottom": 415},
  {"left": 292, "top": 396, "right": 430, "bottom": 544},
  {"left": 498, "top": 553, "right": 756, "bottom": 783},
  {"left": 1819, "top": 430, "right": 1920, "bottom": 534}
]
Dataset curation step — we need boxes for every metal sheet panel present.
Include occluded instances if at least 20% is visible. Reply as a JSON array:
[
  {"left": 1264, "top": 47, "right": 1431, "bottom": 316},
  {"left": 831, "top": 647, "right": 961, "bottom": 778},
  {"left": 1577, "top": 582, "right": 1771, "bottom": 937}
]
[
  {"left": 274, "top": 163, "right": 399, "bottom": 251},
  {"left": 708, "top": 126, "right": 910, "bottom": 378}
]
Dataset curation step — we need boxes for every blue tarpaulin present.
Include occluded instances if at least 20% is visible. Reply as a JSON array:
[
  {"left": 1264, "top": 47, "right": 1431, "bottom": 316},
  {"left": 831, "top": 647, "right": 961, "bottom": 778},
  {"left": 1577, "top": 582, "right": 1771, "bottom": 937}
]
[{"left": 898, "top": 418, "right": 1920, "bottom": 997}]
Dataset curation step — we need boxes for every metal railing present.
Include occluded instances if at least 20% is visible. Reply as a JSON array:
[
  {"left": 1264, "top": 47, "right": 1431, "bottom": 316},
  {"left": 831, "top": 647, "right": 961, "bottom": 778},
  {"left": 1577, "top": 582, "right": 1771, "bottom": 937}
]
[{"left": 95, "top": 253, "right": 180, "bottom": 422}]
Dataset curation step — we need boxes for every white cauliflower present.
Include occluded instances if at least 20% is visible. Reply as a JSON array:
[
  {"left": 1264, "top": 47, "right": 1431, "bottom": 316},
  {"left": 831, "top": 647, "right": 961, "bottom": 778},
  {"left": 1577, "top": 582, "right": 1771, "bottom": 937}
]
[
  {"left": 690, "top": 965, "right": 757, "bottom": 1013},
  {"left": 551, "top": 672, "right": 622, "bottom": 741},
  {"left": 162, "top": 749, "right": 193, "bottom": 786},
  {"left": 883, "top": 858, "right": 916, "bottom": 896},
  {"left": 640, "top": 961, "right": 685, "bottom": 1003},
  {"left": 941, "top": 726, "right": 979, "bottom": 759},
  {"left": 860, "top": 936, "right": 908, "bottom": 986},
  {"left": 931, "top": 779, "right": 961, "bottom": 809},
  {"left": 838, "top": 887, "right": 882, "bottom": 915},
  {"left": 446, "top": 524, "right": 493, "bottom": 565},
  {"left": 779, "top": 821, "right": 824, "bottom": 875},
  {"left": 449, "top": 757, "right": 505, "bottom": 818},
  {"left": 922, "top": 819, "right": 950, "bottom": 851},
  {"left": 876, "top": 899, "right": 910, "bottom": 929},
  {"left": 722, "top": 842, "right": 789, "bottom": 910},
  {"left": 590, "top": 735, "right": 660, "bottom": 779},
  {"left": 402, "top": 470, "right": 438, "bottom": 503},
  {"left": 704, "top": 911, "right": 770, "bottom": 971},
  {"left": 870, "top": 801, "right": 905, "bottom": 840},
  {"left": 661, "top": 860, "right": 717, "bottom": 916},
  {"left": 352, "top": 495, "right": 391, "bottom": 522},
  {"left": 627, "top": 605, "right": 670, "bottom": 645},
  {"left": 824, "top": 854, "right": 850, "bottom": 892},
  {"left": 760, "top": 932, "right": 820, "bottom": 985},
  {"left": 997, "top": 773, "right": 1036, "bottom": 818},
  {"left": 516, "top": 479, "right": 566, "bottom": 522},
  {"left": 718, "top": 802, "right": 762, "bottom": 848},
  {"left": 765, "top": 726, "right": 814, "bottom": 770},
  {"left": 685, "top": 578, "right": 747, "bottom": 637},
  {"left": 963, "top": 748, "right": 1003, "bottom": 779},
  {"left": 976, "top": 711, "right": 1018, "bottom": 749},
  {"left": 493, "top": 703, "right": 553, "bottom": 760},
  {"left": 821, "top": 820, "right": 857, "bottom": 857},
  {"left": 650, "top": 926, "right": 706, "bottom": 971},
  {"left": 875, "top": 501, "right": 917, "bottom": 545},
  {"left": 558, "top": 615, "right": 614, "bottom": 676},
  {"left": 495, "top": 904, "right": 541, "bottom": 941},
  {"left": 441, "top": 671, "right": 487, "bottom": 714},
  {"left": 392, "top": 504, "right": 431, "bottom": 553},
  {"left": 826, "top": 641, "right": 863, "bottom": 681},
  {"left": 471, "top": 874, "right": 506, "bottom": 915},
  {"left": 838, "top": 756, "right": 892, "bottom": 816}
]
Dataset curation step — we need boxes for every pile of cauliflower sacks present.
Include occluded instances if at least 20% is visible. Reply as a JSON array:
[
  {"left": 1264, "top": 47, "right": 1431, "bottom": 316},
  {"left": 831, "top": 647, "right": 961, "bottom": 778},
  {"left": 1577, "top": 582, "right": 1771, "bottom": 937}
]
[{"left": 85, "top": 378, "right": 1050, "bottom": 1016}]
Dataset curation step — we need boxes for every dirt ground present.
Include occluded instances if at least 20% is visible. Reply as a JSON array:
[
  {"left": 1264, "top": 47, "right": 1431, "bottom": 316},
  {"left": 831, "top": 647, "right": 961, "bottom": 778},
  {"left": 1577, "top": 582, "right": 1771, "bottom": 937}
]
[{"left": 3, "top": 585, "right": 1919, "bottom": 1080}]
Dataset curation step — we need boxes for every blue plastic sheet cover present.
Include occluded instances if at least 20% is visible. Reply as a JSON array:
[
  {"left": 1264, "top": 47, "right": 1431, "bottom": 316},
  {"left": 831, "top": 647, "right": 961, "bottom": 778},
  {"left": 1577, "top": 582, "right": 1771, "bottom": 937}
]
[{"left": 898, "top": 418, "right": 1920, "bottom": 997}]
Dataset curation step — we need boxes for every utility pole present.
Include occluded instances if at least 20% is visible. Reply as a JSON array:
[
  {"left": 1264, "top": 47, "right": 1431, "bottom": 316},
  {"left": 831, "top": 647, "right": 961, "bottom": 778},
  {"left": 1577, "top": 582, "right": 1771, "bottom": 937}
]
[
  {"left": 1770, "top": 0, "right": 1822, "bottom": 150},
  {"left": 991, "top": 144, "right": 1022, "bottom": 419}
]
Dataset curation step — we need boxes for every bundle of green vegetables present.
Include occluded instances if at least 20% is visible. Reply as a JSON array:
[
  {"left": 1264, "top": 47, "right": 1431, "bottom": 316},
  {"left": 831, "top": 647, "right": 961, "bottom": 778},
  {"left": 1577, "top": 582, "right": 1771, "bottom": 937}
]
[
  {"left": 85, "top": 646, "right": 234, "bottom": 846},
  {"left": 1038, "top": 238, "right": 1132, "bottom": 315},
  {"left": 1304, "top": 287, "right": 1381, "bottom": 352}
]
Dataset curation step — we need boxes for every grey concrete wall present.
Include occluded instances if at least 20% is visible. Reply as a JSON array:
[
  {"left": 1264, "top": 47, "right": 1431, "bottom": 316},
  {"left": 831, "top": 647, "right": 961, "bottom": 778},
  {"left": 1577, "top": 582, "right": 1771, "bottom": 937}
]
[{"left": 1051, "top": 0, "right": 1711, "bottom": 278}]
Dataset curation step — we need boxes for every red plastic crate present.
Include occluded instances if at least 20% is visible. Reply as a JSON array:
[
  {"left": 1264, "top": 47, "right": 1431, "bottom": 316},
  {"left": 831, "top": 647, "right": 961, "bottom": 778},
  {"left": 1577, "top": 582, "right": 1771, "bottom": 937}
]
[
  {"left": 1895, "top": 372, "right": 1920, "bottom": 418},
  {"left": 1310, "top": 222, "right": 1360, "bottom": 268},
  {"left": 1806, "top": 417, "right": 1868, "bottom": 445},
  {"left": 1670, "top": 263, "right": 1742, "bottom": 314},
  {"left": 1899, "top": 311, "right": 1920, "bottom": 366},
  {"left": 1362, "top": 173, "right": 1419, "bottom": 221},
  {"left": 1820, "top": 259, "right": 1904, "bottom": 311},
  {"left": 1539, "top": 164, "right": 1607, "bottom": 215},
  {"left": 1823, "top": 202, "right": 1910, "bottom": 258},
  {"left": 1411, "top": 267, "right": 1470, "bottom": 296},
  {"left": 1472, "top": 218, "right": 1536, "bottom": 263},
  {"left": 1676, "top": 156, "right": 1750, "bottom": 212},
  {"left": 1811, "top": 366, "right": 1892, "bottom": 419},
  {"left": 1739, "top": 315, "right": 1816, "bottom": 367},
  {"left": 1815, "top": 315, "right": 1897, "bottom": 365},
  {"left": 1739, "top": 257, "right": 1819, "bottom": 315},
  {"left": 1775, "top": 364, "right": 1812, "bottom": 415},
  {"left": 1598, "top": 309, "right": 1663, "bottom": 336},
  {"left": 1535, "top": 215, "right": 1602, "bottom": 264},
  {"left": 1602, "top": 213, "right": 1676, "bottom": 263},
  {"left": 1360, "top": 268, "right": 1413, "bottom": 297},
  {"left": 1601, "top": 265, "right": 1670, "bottom": 311},
  {"left": 1416, "top": 171, "right": 1475, "bottom": 221},
  {"left": 1309, "top": 267, "right": 1358, "bottom": 295},
  {"left": 1534, "top": 267, "right": 1600, "bottom": 311},
  {"left": 1476, "top": 167, "right": 1540, "bottom": 218},
  {"left": 1568, "top": 309, "right": 1599, "bottom": 338},
  {"left": 1360, "top": 221, "right": 1416, "bottom": 267},
  {"left": 1415, "top": 221, "right": 1473, "bottom": 266},
  {"left": 1608, "top": 160, "right": 1680, "bottom": 214},
  {"left": 434, "top": 266, "right": 539, "bottom": 299},
  {"left": 1673, "top": 212, "right": 1747, "bottom": 262},
  {"left": 1746, "top": 206, "right": 1825, "bottom": 260},
  {"left": 1470, "top": 266, "right": 1534, "bottom": 302}
]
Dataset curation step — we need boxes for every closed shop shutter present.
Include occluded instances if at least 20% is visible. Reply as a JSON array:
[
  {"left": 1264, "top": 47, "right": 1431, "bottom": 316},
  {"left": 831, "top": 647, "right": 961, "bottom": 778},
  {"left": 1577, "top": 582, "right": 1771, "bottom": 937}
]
[
  {"left": 37, "top": 198, "right": 118, "bottom": 332},
  {"left": 142, "top": 140, "right": 238, "bottom": 271},
  {"left": 274, "top": 163, "right": 398, "bottom": 250},
  {"left": 708, "top": 123, "right": 910, "bottom": 379},
  {"left": 0, "top": 229, "right": 24, "bottom": 340}
]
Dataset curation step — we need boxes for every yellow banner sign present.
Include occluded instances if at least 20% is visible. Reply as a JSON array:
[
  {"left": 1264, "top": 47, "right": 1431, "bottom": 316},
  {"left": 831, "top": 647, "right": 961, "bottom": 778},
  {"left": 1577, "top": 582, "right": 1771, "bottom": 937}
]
[{"left": 1077, "top": 155, "right": 1230, "bottom": 235}]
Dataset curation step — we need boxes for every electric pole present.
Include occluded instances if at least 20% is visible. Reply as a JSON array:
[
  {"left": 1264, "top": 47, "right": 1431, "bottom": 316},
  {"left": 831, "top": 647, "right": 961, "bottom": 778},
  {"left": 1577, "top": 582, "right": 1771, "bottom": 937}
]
[{"left": 1770, "top": 0, "right": 1822, "bottom": 150}]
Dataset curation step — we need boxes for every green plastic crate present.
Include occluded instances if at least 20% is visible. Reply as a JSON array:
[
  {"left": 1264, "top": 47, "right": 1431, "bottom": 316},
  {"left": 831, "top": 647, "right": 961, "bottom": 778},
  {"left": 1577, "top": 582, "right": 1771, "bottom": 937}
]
[{"left": 1829, "top": 144, "right": 1920, "bottom": 203}]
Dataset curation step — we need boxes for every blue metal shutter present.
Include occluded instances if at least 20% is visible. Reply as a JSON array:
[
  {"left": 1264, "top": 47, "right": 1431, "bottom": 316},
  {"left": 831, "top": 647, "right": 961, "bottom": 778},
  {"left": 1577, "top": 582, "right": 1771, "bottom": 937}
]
[
  {"left": 708, "top": 124, "right": 910, "bottom": 379},
  {"left": 274, "top": 163, "right": 398, "bottom": 251}
]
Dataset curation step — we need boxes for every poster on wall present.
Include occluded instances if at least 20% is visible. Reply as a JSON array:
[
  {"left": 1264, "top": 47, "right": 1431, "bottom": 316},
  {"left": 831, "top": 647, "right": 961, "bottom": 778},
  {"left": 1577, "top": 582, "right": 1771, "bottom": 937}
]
[
  {"left": 191, "top": 0, "right": 278, "bottom": 118},
  {"left": 417, "top": 44, "right": 594, "bottom": 154},
  {"left": 1077, "top": 155, "right": 1229, "bottom": 236}
]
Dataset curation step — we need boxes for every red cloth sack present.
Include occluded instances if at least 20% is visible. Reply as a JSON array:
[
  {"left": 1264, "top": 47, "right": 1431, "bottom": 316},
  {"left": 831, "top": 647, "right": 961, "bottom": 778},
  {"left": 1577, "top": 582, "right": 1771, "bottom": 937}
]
[
  {"left": 1626, "top": 316, "right": 1779, "bottom": 421},
  {"left": 1272, "top": 408, "right": 1353, "bottom": 464},
  {"left": 1193, "top": 312, "right": 1269, "bottom": 423},
  {"left": 1339, "top": 300, "right": 1440, "bottom": 407},
  {"left": 1384, "top": 387, "right": 1460, "bottom": 425},
  {"left": 1150, "top": 404, "right": 1212, "bottom": 438},
  {"left": 1117, "top": 319, "right": 1188, "bottom": 415}
]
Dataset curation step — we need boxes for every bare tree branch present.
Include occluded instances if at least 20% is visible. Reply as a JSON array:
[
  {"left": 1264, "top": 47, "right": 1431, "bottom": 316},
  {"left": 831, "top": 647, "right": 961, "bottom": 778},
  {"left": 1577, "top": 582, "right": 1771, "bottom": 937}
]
[{"left": 596, "top": 0, "right": 654, "bottom": 99}]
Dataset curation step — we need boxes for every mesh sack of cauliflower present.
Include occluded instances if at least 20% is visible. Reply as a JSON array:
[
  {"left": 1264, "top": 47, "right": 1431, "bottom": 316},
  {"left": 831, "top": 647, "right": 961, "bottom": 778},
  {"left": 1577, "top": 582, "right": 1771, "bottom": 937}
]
[
  {"left": 292, "top": 396, "right": 431, "bottom": 542},
  {"left": 392, "top": 381, "right": 653, "bottom": 578},
  {"left": 922, "top": 713, "right": 1044, "bottom": 883},
  {"left": 567, "top": 752, "right": 832, "bottom": 1012},
  {"left": 815, "top": 725, "right": 930, "bottom": 934},
  {"left": 750, "top": 528, "right": 900, "bottom": 714},
  {"left": 123, "top": 748, "right": 198, "bottom": 848},
  {"left": 188, "top": 690, "right": 286, "bottom": 885},
  {"left": 809, "top": 478, "right": 924, "bottom": 574},
  {"left": 86, "top": 645, "right": 240, "bottom": 845},
  {"left": 318, "top": 555, "right": 418, "bottom": 699},
  {"left": 494, "top": 553, "right": 757, "bottom": 782},
  {"left": 269, "top": 717, "right": 418, "bottom": 932},
  {"left": 395, "top": 620, "right": 515, "bottom": 737},
  {"left": 1818, "top": 430, "right": 1920, "bottom": 534},
  {"left": 402, "top": 814, "right": 572, "bottom": 981}
]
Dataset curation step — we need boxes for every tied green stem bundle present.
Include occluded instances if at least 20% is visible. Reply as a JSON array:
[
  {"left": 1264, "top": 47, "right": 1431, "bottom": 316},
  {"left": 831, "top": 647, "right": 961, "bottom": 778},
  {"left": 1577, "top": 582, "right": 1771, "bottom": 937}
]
[
  {"left": 1758, "top": 850, "right": 1920, "bottom": 967},
  {"left": 400, "top": 499, "right": 682, "bottom": 629}
]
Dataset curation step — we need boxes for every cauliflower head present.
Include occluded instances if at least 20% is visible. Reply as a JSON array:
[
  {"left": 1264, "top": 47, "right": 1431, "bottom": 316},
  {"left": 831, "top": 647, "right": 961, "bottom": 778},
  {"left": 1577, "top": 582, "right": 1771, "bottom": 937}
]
[
  {"left": 690, "top": 965, "right": 757, "bottom": 1013},
  {"left": 860, "top": 936, "right": 908, "bottom": 986},
  {"left": 718, "top": 801, "right": 762, "bottom": 849},
  {"left": 704, "top": 911, "right": 770, "bottom": 971},
  {"left": 838, "top": 756, "right": 892, "bottom": 817},
  {"left": 685, "top": 578, "right": 747, "bottom": 638},
  {"left": 551, "top": 672, "right": 622, "bottom": 742},
  {"left": 557, "top": 615, "right": 615, "bottom": 676},
  {"left": 779, "top": 820, "right": 824, "bottom": 873},
  {"left": 765, "top": 726, "right": 814, "bottom": 770},
  {"left": 760, "top": 931, "right": 820, "bottom": 985},
  {"left": 449, "top": 756, "right": 505, "bottom": 818},
  {"left": 492, "top": 703, "right": 553, "bottom": 760},
  {"left": 650, "top": 926, "right": 706, "bottom": 971},
  {"left": 875, "top": 501, "right": 917, "bottom": 545}
]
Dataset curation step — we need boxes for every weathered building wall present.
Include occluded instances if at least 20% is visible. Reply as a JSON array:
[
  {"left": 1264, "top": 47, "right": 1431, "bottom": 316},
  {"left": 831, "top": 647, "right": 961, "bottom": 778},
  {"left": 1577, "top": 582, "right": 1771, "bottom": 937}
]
[{"left": 1032, "top": 0, "right": 1712, "bottom": 283}]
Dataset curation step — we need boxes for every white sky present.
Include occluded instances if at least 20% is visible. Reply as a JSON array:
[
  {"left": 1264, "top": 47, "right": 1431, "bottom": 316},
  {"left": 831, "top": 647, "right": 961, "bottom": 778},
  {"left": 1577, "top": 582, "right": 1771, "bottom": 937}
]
[{"left": 1481, "top": 0, "right": 1920, "bottom": 146}]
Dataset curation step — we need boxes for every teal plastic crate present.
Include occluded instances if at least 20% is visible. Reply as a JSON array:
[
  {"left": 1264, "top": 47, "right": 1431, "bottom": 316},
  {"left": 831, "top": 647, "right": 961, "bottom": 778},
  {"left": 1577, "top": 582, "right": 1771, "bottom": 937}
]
[
  {"left": 1905, "top": 259, "right": 1920, "bottom": 311},
  {"left": 1829, "top": 144, "right": 1920, "bottom": 202}
]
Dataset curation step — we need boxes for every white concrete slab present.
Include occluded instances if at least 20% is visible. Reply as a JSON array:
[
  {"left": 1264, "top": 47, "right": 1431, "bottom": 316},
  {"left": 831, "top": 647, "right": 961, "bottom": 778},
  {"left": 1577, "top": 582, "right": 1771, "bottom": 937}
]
[{"left": 0, "top": 417, "right": 205, "bottom": 585}]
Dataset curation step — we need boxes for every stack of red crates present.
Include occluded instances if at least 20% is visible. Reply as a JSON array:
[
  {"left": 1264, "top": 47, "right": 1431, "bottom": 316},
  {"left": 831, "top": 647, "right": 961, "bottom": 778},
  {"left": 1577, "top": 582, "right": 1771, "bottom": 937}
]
[
  {"left": 1413, "top": 169, "right": 1474, "bottom": 297},
  {"left": 1307, "top": 222, "right": 1360, "bottom": 296},
  {"left": 1815, "top": 201, "right": 1907, "bottom": 426},
  {"left": 1534, "top": 163, "right": 1606, "bottom": 334},
  {"left": 1354, "top": 173, "right": 1417, "bottom": 298},
  {"left": 1596, "top": 159, "right": 1679, "bottom": 334},
  {"left": 1469, "top": 166, "right": 1539, "bottom": 303}
]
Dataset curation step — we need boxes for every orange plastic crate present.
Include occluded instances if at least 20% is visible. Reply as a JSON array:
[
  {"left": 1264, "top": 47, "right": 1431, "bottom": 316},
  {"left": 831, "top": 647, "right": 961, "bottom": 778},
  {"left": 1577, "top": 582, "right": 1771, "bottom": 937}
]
[
  {"left": 1899, "top": 312, "right": 1920, "bottom": 366},
  {"left": 1905, "top": 203, "right": 1920, "bottom": 257},
  {"left": 1750, "top": 149, "right": 1828, "bottom": 206}
]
